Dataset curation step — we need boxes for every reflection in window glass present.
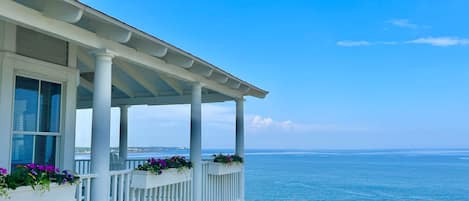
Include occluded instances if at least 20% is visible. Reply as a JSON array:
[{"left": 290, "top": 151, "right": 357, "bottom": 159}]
[
  {"left": 13, "top": 77, "right": 39, "bottom": 132},
  {"left": 11, "top": 135, "right": 33, "bottom": 168},
  {"left": 12, "top": 76, "right": 62, "bottom": 169},
  {"left": 34, "top": 135, "right": 56, "bottom": 165},
  {"left": 11, "top": 135, "right": 57, "bottom": 169},
  {"left": 40, "top": 82, "right": 61, "bottom": 132}
]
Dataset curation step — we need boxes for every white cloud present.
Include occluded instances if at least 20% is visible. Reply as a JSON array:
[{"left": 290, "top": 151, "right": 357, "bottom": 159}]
[
  {"left": 407, "top": 37, "right": 469, "bottom": 47},
  {"left": 388, "top": 19, "right": 420, "bottom": 29},
  {"left": 337, "top": 37, "right": 469, "bottom": 47},
  {"left": 250, "top": 115, "right": 274, "bottom": 128},
  {"left": 247, "top": 115, "right": 365, "bottom": 134},
  {"left": 337, "top": 40, "right": 399, "bottom": 47},
  {"left": 336, "top": 40, "right": 372, "bottom": 47}
]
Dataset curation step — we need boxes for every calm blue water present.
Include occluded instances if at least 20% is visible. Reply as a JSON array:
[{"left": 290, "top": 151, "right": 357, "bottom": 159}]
[
  {"left": 244, "top": 149, "right": 469, "bottom": 201},
  {"left": 77, "top": 149, "right": 469, "bottom": 201}
]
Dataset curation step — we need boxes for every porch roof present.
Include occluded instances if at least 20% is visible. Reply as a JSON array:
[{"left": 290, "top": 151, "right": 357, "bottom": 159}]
[{"left": 9, "top": 0, "right": 268, "bottom": 108}]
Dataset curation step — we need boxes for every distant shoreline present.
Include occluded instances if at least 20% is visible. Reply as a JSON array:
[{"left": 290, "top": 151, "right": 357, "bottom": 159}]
[{"left": 75, "top": 146, "right": 189, "bottom": 154}]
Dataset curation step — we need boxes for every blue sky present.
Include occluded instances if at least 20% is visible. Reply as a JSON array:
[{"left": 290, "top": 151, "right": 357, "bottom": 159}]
[{"left": 76, "top": 0, "right": 469, "bottom": 149}]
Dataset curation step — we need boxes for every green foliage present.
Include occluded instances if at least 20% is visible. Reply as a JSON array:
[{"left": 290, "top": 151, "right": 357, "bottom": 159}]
[
  {"left": 136, "top": 156, "right": 192, "bottom": 175},
  {"left": 213, "top": 154, "right": 243, "bottom": 164},
  {"left": 0, "top": 164, "right": 79, "bottom": 198}
]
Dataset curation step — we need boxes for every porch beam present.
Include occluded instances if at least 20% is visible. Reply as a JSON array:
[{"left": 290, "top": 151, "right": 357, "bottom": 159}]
[
  {"left": 76, "top": 93, "right": 232, "bottom": 109},
  {"left": 0, "top": 1, "right": 247, "bottom": 98}
]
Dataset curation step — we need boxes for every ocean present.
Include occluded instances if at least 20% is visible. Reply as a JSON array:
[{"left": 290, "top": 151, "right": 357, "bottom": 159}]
[
  {"left": 244, "top": 149, "right": 469, "bottom": 201},
  {"left": 77, "top": 149, "right": 469, "bottom": 201}
]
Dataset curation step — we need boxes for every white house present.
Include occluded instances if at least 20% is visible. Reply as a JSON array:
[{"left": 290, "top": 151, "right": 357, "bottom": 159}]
[{"left": 0, "top": 1, "right": 267, "bottom": 201}]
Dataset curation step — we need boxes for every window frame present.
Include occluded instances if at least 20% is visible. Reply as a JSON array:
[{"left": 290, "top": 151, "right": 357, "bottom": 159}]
[{"left": 11, "top": 73, "right": 65, "bottom": 167}]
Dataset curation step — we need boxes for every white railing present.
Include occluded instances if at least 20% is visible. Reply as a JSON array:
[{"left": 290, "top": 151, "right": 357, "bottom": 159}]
[
  {"left": 201, "top": 161, "right": 241, "bottom": 201},
  {"left": 126, "top": 159, "right": 146, "bottom": 170},
  {"left": 76, "top": 173, "right": 96, "bottom": 201},
  {"left": 76, "top": 159, "right": 92, "bottom": 175},
  {"left": 75, "top": 159, "right": 146, "bottom": 175},
  {"left": 110, "top": 169, "right": 133, "bottom": 201},
  {"left": 75, "top": 159, "right": 242, "bottom": 201},
  {"left": 130, "top": 179, "right": 193, "bottom": 201}
]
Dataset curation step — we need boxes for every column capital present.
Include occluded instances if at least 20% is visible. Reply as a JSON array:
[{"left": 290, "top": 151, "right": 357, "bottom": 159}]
[
  {"left": 118, "top": 105, "right": 129, "bottom": 110},
  {"left": 90, "top": 48, "right": 117, "bottom": 59},
  {"left": 191, "top": 81, "right": 204, "bottom": 88},
  {"left": 235, "top": 97, "right": 245, "bottom": 103}
]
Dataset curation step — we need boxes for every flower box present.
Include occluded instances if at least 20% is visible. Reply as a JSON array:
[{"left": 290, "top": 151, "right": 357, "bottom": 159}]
[
  {"left": 208, "top": 162, "right": 243, "bottom": 175},
  {"left": 131, "top": 168, "right": 192, "bottom": 189},
  {"left": 0, "top": 183, "right": 76, "bottom": 201}
]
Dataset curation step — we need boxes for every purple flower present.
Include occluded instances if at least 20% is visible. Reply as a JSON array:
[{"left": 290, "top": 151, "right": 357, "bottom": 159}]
[
  {"left": 30, "top": 170, "right": 38, "bottom": 176},
  {"left": 37, "top": 165, "right": 46, "bottom": 171},
  {"left": 25, "top": 163, "right": 37, "bottom": 169},
  {"left": 45, "top": 165, "right": 56, "bottom": 173},
  {"left": 148, "top": 158, "right": 158, "bottom": 165},
  {"left": 158, "top": 159, "right": 167, "bottom": 168},
  {"left": 0, "top": 167, "right": 7, "bottom": 175}
]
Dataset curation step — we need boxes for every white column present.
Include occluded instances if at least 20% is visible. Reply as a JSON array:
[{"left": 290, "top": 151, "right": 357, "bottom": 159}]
[
  {"left": 90, "top": 49, "right": 115, "bottom": 201},
  {"left": 235, "top": 98, "right": 245, "bottom": 201},
  {"left": 119, "top": 105, "right": 129, "bottom": 169},
  {"left": 235, "top": 99, "right": 245, "bottom": 157},
  {"left": 190, "top": 83, "right": 202, "bottom": 201}
]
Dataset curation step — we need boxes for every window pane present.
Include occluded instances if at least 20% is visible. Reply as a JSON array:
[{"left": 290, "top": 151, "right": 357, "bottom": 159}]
[
  {"left": 14, "top": 76, "right": 39, "bottom": 132},
  {"left": 34, "top": 135, "right": 56, "bottom": 166},
  {"left": 40, "top": 81, "right": 61, "bottom": 132},
  {"left": 11, "top": 135, "right": 57, "bottom": 169},
  {"left": 11, "top": 134, "right": 33, "bottom": 169}
]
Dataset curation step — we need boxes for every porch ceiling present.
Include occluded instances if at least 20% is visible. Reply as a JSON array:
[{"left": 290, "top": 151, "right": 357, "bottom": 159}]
[
  {"left": 76, "top": 47, "right": 233, "bottom": 109},
  {"left": 9, "top": 0, "right": 268, "bottom": 106}
]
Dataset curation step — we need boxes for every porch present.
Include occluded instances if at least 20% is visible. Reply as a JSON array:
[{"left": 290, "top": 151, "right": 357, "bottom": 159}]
[{"left": 0, "top": 1, "right": 267, "bottom": 201}]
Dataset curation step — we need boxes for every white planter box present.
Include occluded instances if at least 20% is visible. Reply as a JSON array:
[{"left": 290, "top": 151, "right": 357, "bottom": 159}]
[
  {"left": 208, "top": 162, "right": 243, "bottom": 175},
  {"left": 0, "top": 183, "right": 76, "bottom": 201},
  {"left": 131, "top": 168, "right": 192, "bottom": 189}
]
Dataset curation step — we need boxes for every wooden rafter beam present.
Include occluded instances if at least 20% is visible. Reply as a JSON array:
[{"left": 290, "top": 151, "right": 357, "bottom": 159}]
[
  {"left": 77, "top": 48, "right": 135, "bottom": 98},
  {"left": 159, "top": 74, "right": 183, "bottom": 95},
  {"left": 114, "top": 60, "right": 160, "bottom": 96},
  {"left": 79, "top": 77, "right": 94, "bottom": 92}
]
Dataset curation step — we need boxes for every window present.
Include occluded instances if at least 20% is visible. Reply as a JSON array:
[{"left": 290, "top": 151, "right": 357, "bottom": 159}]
[{"left": 11, "top": 76, "right": 62, "bottom": 169}]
